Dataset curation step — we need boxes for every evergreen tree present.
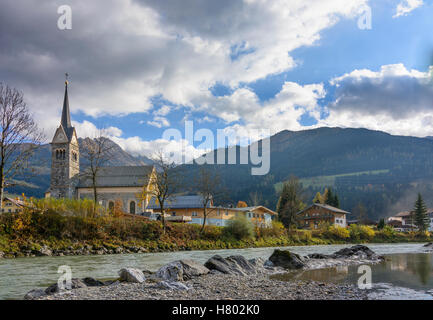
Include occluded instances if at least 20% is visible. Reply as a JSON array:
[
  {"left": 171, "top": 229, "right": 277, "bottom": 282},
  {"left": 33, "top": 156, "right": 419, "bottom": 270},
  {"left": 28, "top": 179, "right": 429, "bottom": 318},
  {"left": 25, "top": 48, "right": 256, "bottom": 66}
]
[
  {"left": 276, "top": 176, "right": 305, "bottom": 230},
  {"left": 377, "top": 218, "right": 385, "bottom": 230},
  {"left": 414, "top": 193, "right": 429, "bottom": 232},
  {"left": 325, "top": 188, "right": 334, "bottom": 206}
]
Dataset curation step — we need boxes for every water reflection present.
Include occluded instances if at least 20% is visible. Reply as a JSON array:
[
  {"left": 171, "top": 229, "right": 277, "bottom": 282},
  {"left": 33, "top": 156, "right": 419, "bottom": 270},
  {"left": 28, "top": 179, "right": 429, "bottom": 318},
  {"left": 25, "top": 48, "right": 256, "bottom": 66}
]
[{"left": 272, "top": 253, "right": 433, "bottom": 299}]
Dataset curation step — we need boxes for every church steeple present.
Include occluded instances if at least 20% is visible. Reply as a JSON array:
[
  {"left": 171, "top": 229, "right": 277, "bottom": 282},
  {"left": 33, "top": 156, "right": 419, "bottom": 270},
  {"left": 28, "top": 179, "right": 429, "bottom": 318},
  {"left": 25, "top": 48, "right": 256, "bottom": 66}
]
[{"left": 61, "top": 74, "right": 72, "bottom": 129}]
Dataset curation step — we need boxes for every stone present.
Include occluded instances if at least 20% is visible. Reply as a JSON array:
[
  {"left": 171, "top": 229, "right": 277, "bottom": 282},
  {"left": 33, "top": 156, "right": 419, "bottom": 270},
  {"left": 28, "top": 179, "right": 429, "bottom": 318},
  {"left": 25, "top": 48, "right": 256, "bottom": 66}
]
[
  {"left": 204, "top": 255, "right": 260, "bottom": 275},
  {"left": 423, "top": 242, "right": 433, "bottom": 248},
  {"left": 45, "top": 278, "right": 87, "bottom": 294},
  {"left": 307, "top": 253, "right": 331, "bottom": 259},
  {"left": 38, "top": 245, "right": 52, "bottom": 256},
  {"left": 156, "top": 259, "right": 209, "bottom": 281},
  {"left": 156, "top": 281, "right": 191, "bottom": 291},
  {"left": 0, "top": 251, "right": 4, "bottom": 259},
  {"left": 24, "top": 289, "right": 47, "bottom": 300},
  {"left": 115, "top": 247, "right": 124, "bottom": 254},
  {"left": 268, "top": 249, "right": 305, "bottom": 269},
  {"left": 330, "top": 245, "right": 382, "bottom": 260},
  {"left": 118, "top": 268, "right": 146, "bottom": 283},
  {"left": 264, "top": 260, "right": 274, "bottom": 268},
  {"left": 82, "top": 277, "right": 106, "bottom": 287}
]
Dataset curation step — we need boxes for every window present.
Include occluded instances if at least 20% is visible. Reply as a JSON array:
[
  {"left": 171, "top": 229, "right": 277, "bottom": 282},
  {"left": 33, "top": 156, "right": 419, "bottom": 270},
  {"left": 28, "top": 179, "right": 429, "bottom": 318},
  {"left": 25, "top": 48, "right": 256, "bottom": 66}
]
[
  {"left": 192, "top": 211, "right": 198, "bottom": 217},
  {"left": 129, "top": 201, "right": 136, "bottom": 214},
  {"left": 108, "top": 201, "right": 115, "bottom": 212},
  {"left": 225, "top": 210, "right": 228, "bottom": 216},
  {"left": 171, "top": 212, "right": 176, "bottom": 217}
]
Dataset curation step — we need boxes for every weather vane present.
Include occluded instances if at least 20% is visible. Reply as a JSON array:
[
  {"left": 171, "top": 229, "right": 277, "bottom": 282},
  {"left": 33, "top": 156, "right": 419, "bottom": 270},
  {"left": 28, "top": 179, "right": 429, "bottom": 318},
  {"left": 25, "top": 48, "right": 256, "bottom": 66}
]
[{"left": 65, "top": 72, "right": 69, "bottom": 85}]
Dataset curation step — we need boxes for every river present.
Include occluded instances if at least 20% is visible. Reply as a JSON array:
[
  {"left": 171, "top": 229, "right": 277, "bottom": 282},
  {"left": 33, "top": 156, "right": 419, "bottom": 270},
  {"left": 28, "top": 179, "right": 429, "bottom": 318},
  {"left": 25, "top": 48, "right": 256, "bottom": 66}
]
[{"left": 0, "top": 243, "right": 431, "bottom": 300}]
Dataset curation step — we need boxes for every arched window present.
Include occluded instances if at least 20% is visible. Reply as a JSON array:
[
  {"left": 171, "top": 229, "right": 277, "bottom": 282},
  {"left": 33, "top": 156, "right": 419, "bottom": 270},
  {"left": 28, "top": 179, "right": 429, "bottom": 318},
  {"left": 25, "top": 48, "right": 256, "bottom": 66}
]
[
  {"left": 62, "top": 150, "right": 66, "bottom": 159},
  {"left": 129, "top": 201, "right": 136, "bottom": 214},
  {"left": 108, "top": 201, "right": 115, "bottom": 212},
  {"left": 56, "top": 150, "right": 59, "bottom": 159}
]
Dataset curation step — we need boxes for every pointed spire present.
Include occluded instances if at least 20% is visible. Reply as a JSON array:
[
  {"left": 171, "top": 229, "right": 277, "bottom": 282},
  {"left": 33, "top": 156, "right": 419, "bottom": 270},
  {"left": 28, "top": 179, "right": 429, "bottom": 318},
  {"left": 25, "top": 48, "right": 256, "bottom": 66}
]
[{"left": 61, "top": 73, "right": 72, "bottom": 129}]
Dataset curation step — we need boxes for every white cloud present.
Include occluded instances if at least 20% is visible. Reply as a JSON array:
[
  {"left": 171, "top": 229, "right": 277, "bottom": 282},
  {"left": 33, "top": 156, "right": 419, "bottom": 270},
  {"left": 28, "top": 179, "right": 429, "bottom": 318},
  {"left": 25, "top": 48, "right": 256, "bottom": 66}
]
[
  {"left": 393, "top": 0, "right": 423, "bottom": 18},
  {"left": 153, "top": 105, "right": 171, "bottom": 116},
  {"left": 147, "top": 116, "right": 170, "bottom": 128},
  {"left": 72, "top": 120, "right": 123, "bottom": 138},
  {"left": 322, "top": 64, "right": 433, "bottom": 137}
]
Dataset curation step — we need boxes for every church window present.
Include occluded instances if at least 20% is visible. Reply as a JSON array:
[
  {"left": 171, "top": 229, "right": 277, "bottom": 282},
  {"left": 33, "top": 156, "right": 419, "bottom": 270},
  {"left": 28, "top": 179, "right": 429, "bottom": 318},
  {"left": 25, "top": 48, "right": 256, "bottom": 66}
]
[{"left": 108, "top": 201, "right": 115, "bottom": 212}]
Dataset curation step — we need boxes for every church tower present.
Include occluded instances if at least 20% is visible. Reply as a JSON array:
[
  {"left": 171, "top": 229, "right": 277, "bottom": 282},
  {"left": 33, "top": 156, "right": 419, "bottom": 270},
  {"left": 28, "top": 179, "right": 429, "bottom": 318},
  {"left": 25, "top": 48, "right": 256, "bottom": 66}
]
[{"left": 49, "top": 77, "right": 80, "bottom": 198}]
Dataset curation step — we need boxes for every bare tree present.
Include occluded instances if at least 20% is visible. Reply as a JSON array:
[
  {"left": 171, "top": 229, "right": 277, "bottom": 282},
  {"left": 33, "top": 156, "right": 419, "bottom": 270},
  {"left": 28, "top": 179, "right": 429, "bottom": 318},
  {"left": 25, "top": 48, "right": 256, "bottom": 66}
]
[
  {"left": 248, "top": 191, "right": 262, "bottom": 207},
  {"left": 0, "top": 83, "right": 44, "bottom": 209},
  {"left": 80, "top": 130, "right": 114, "bottom": 214},
  {"left": 137, "top": 150, "right": 182, "bottom": 234},
  {"left": 195, "top": 167, "right": 226, "bottom": 232}
]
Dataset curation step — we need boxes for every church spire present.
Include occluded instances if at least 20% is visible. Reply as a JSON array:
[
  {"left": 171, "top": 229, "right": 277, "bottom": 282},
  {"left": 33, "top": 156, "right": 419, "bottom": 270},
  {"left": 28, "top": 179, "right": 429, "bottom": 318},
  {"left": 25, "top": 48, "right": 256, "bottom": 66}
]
[{"left": 61, "top": 73, "right": 72, "bottom": 129}]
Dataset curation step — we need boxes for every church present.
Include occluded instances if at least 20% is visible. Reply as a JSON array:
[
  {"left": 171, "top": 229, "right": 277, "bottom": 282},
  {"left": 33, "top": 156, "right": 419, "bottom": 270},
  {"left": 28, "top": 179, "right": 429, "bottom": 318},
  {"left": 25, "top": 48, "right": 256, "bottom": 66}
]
[{"left": 45, "top": 79, "right": 156, "bottom": 215}]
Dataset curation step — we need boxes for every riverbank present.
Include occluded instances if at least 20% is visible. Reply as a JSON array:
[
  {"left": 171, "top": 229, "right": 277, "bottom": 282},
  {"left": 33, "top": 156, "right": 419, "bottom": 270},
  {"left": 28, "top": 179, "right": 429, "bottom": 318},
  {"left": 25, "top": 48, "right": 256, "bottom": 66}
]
[{"left": 31, "top": 245, "right": 382, "bottom": 300}]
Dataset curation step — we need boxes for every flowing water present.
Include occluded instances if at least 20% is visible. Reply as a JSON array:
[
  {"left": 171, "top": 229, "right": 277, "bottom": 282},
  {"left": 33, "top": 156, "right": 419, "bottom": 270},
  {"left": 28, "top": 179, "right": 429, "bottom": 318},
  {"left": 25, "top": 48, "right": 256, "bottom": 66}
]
[{"left": 0, "top": 243, "right": 431, "bottom": 300}]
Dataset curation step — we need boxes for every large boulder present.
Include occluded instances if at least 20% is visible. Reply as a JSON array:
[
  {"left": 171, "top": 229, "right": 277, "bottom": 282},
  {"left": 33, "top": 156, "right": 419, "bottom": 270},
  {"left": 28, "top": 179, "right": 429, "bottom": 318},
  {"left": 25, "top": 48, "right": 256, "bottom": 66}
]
[
  {"left": 204, "top": 255, "right": 260, "bottom": 275},
  {"left": 156, "top": 259, "right": 209, "bottom": 281},
  {"left": 330, "top": 245, "right": 382, "bottom": 260},
  {"left": 0, "top": 251, "right": 4, "bottom": 259},
  {"left": 118, "top": 268, "right": 146, "bottom": 283},
  {"left": 268, "top": 249, "right": 305, "bottom": 270},
  {"left": 37, "top": 245, "right": 52, "bottom": 257},
  {"left": 45, "top": 278, "right": 87, "bottom": 294},
  {"left": 423, "top": 242, "right": 433, "bottom": 248},
  {"left": 82, "top": 277, "right": 106, "bottom": 287}
]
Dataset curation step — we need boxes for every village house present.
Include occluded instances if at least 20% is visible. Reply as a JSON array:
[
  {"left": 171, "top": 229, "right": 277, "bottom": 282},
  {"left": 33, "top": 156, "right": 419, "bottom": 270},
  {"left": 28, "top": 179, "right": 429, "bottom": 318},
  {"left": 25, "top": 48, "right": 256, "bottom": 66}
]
[
  {"left": 297, "top": 203, "right": 349, "bottom": 229},
  {"left": 45, "top": 79, "right": 157, "bottom": 214},
  {"left": 387, "top": 210, "right": 433, "bottom": 232},
  {"left": 1, "top": 197, "right": 27, "bottom": 213},
  {"left": 146, "top": 195, "right": 277, "bottom": 227}
]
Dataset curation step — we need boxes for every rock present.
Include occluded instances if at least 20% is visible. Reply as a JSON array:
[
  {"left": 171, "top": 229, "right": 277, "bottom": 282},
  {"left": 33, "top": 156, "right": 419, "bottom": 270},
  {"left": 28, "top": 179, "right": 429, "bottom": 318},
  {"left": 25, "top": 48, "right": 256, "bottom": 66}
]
[
  {"left": 0, "top": 251, "right": 4, "bottom": 259},
  {"left": 115, "top": 247, "right": 124, "bottom": 254},
  {"left": 423, "top": 242, "right": 433, "bottom": 248},
  {"left": 118, "top": 268, "right": 146, "bottom": 283},
  {"left": 204, "top": 255, "right": 260, "bottom": 275},
  {"left": 307, "top": 253, "right": 331, "bottom": 259},
  {"left": 249, "top": 257, "right": 265, "bottom": 267},
  {"left": 24, "top": 289, "right": 47, "bottom": 300},
  {"left": 264, "top": 260, "right": 274, "bottom": 268},
  {"left": 82, "top": 277, "right": 106, "bottom": 287},
  {"left": 156, "top": 281, "right": 191, "bottom": 291},
  {"left": 330, "top": 245, "right": 382, "bottom": 260},
  {"left": 156, "top": 259, "right": 209, "bottom": 281},
  {"left": 268, "top": 249, "right": 305, "bottom": 270},
  {"left": 45, "top": 278, "right": 87, "bottom": 294},
  {"left": 38, "top": 245, "right": 52, "bottom": 256}
]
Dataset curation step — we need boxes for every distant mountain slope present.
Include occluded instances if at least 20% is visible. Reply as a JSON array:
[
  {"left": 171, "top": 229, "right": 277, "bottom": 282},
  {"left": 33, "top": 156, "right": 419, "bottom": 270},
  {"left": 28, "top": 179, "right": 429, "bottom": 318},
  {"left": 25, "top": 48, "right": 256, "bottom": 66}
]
[
  {"left": 6, "top": 138, "right": 153, "bottom": 198},
  {"left": 181, "top": 127, "right": 433, "bottom": 219}
]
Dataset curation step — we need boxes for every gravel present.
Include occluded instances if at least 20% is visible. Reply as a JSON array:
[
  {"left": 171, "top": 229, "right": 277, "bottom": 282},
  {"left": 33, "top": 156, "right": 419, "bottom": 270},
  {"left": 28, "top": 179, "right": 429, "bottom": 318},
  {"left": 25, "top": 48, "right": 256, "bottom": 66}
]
[{"left": 36, "top": 272, "right": 368, "bottom": 300}]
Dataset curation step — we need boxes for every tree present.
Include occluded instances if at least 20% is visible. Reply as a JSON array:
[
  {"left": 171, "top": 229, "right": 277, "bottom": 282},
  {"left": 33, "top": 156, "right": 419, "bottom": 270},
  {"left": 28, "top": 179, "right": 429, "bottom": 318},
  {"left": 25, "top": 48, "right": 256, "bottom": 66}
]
[
  {"left": 138, "top": 150, "right": 182, "bottom": 234},
  {"left": 237, "top": 201, "right": 248, "bottom": 208},
  {"left": 325, "top": 187, "right": 340, "bottom": 208},
  {"left": 413, "top": 193, "right": 429, "bottom": 232},
  {"left": 80, "top": 132, "right": 114, "bottom": 215},
  {"left": 276, "top": 176, "right": 305, "bottom": 230},
  {"left": 248, "top": 191, "right": 262, "bottom": 206},
  {"left": 377, "top": 218, "right": 385, "bottom": 230},
  {"left": 194, "top": 167, "right": 225, "bottom": 232},
  {"left": 0, "top": 83, "right": 44, "bottom": 209}
]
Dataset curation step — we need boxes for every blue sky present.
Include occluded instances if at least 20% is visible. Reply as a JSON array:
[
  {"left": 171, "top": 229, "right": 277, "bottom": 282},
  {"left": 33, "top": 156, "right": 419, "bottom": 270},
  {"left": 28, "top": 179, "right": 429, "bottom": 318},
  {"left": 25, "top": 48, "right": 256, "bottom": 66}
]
[{"left": 1, "top": 0, "right": 433, "bottom": 159}]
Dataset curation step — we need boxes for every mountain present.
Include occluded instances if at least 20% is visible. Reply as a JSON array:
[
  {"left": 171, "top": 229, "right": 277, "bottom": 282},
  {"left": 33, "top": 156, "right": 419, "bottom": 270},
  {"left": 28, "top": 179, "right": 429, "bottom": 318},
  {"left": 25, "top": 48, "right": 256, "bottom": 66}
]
[
  {"left": 6, "top": 138, "right": 153, "bottom": 198},
  {"left": 181, "top": 127, "right": 433, "bottom": 220}
]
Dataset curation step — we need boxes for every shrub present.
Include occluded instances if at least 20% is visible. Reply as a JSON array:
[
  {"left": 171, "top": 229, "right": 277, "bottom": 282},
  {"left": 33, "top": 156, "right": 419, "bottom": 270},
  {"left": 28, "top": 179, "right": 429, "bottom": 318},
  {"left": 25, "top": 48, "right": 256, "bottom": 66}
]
[
  {"left": 223, "top": 215, "right": 255, "bottom": 240},
  {"left": 349, "top": 224, "right": 375, "bottom": 241},
  {"left": 325, "top": 225, "right": 350, "bottom": 240},
  {"left": 258, "top": 221, "right": 287, "bottom": 238}
]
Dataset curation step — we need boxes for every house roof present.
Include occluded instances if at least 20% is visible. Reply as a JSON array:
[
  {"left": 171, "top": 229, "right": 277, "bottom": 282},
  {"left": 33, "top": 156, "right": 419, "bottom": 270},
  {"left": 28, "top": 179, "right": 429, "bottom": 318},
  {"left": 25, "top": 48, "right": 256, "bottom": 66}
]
[
  {"left": 77, "top": 165, "right": 154, "bottom": 188},
  {"left": 297, "top": 203, "right": 350, "bottom": 215},
  {"left": 231, "top": 206, "right": 278, "bottom": 216},
  {"left": 147, "top": 195, "right": 210, "bottom": 209}
]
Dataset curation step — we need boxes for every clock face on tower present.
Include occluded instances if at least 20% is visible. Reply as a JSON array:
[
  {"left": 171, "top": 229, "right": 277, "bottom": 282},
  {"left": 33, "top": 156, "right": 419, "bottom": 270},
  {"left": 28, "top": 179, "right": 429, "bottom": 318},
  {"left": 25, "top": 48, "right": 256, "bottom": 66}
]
[{"left": 58, "top": 132, "right": 64, "bottom": 140}]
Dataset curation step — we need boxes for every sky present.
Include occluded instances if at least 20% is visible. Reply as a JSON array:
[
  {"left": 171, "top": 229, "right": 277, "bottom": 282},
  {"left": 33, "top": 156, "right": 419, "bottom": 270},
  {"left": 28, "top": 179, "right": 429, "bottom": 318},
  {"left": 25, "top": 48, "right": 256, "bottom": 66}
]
[{"left": 0, "top": 0, "right": 432, "bottom": 161}]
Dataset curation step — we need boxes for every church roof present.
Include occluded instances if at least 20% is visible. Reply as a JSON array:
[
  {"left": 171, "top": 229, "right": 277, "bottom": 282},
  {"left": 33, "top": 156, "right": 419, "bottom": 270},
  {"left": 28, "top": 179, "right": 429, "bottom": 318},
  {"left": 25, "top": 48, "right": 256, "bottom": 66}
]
[
  {"left": 58, "top": 80, "right": 75, "bottom": 142},
  {"left": 77, "top": 166, "right": 154, "bottom": 188},
  {"left": 147, "top": 195, "right": 209, "bottom": 209}
]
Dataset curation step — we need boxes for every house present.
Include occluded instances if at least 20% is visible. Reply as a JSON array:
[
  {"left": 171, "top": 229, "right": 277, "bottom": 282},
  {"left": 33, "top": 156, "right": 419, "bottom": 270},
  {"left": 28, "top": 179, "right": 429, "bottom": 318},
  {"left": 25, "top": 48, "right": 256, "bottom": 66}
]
[
  {"left": 1, "top": 196, "right": 28, "bottom": 213},
  {"left": 45, "top": 79, "right": 157, "bottom": 214},
  {"left": 297, "top": 203, "right": 349, "bottom": 229},
  {"left": 388, "top": 210, "right": 433, "bottom": 232},
  {"left": 147, "top": 195, "right": 277, "bottom": 227}
]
